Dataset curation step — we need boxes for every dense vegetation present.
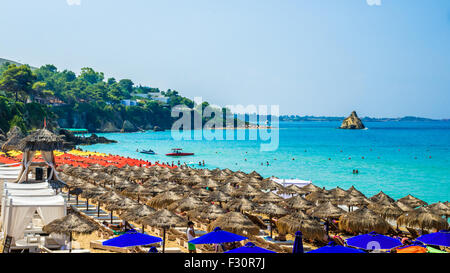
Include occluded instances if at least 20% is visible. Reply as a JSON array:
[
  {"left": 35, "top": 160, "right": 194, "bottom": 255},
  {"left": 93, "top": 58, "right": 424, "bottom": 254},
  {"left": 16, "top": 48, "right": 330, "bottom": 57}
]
[{"left": 0, "top": 62, "right": 229, "bottom": 134}]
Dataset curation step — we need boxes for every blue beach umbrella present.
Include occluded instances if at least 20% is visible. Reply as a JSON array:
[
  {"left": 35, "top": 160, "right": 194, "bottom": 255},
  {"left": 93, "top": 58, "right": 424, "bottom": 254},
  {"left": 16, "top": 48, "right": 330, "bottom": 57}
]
[
  {"left": 307, "top": 242, "right": 365, "bottom": 253},
  {"left": 224, "top": 242, "right": 276, "bottom": 253},
  {"left": 189, "top": 227, "right": 248, "bottom": 244},
  {"left": 103, "top": 230, "right": 162, "bottom": 247},
  {"left": 292, "top": 231, "right": 304, "bottom": 253},
  {"left": 346, "top": 231, "right": 402, "bottom": 250},
  {"left": 416, "top": 230, "right": 450, "bottom": 247}
]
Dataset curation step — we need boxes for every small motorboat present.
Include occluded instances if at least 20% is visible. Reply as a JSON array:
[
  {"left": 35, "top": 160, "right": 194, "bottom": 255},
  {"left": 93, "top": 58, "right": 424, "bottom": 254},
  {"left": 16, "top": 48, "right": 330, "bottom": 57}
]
[
  {"left": 165, "top": 148, "right": 194, "bottom": 157},
  {"left": 139, "top": 149, "right": 156, "bottom": 155}
]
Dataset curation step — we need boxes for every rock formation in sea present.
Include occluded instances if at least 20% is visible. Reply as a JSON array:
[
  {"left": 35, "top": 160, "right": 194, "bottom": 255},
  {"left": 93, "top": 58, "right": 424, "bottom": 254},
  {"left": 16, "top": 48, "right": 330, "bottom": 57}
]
[
  {"left": 340, "top": 111, "right": 365, "bottom": 129},
  {"left": 58, "top": 129, "right": 117, "bottom": 149}
]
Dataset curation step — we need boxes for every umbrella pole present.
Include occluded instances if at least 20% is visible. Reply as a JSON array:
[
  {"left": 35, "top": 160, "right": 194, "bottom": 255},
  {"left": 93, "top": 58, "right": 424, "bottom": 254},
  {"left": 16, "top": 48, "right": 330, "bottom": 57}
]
[
  {"left": 69, "top": 232, "right": 72, "bottom": 253},
  {"left": 142, "top": 224, "right": 145, "bottom": 233},
  {"left": 76, "top": 195, "right": 79, "bottom": 205},
  {"left": 270, "top": 215, "right": 273, "bottom": 238},
  {"left": 110, "top": 210, "right": 113, "bottom": 224},
  {"left": 86, "top": 199, "right": 89, "bottom": 211},
  {"left": 137, "top": 195, "right": 140, "bottom": 203},
  {"left": 97, "top": 203, "right": 101, "bottom": 217},
  {"left": 163, "top": 228, "right": 166, "bottom": 253}
]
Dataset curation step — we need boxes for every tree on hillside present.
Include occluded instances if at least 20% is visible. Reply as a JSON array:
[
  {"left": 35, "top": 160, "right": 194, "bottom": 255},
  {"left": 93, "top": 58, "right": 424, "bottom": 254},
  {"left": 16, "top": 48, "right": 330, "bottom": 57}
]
[
  {"left": 0, "top": 64, "right": 35, "bottom": 101},
  {"left": 79, "top": 67, "right": 104, "bottom": 84}
]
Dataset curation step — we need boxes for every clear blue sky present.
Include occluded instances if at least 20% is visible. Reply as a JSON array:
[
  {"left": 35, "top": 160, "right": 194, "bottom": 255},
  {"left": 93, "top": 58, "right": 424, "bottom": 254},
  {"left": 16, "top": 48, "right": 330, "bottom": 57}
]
[{"left": 1, "top": 0, "right": 449, "bottom": 118}]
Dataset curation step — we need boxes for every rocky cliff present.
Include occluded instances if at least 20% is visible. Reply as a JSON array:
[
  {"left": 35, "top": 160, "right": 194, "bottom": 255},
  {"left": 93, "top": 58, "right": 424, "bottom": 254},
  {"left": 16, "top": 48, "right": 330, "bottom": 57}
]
[{"left": 340, "top": 111, "right": 365, "bottom": 129}]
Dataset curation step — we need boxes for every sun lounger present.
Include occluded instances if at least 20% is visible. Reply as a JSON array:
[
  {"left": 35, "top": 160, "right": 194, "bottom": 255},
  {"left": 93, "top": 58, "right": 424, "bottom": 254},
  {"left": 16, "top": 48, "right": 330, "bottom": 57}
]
[{"left": 260, "top": 235, "right": 294, "bottom": 245}]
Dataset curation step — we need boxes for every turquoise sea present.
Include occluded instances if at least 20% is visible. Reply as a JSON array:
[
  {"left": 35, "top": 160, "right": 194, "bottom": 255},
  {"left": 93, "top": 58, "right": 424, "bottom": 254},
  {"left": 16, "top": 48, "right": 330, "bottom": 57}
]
[{"left": 83, "top": 121, "right": 450, "bottom": 204}]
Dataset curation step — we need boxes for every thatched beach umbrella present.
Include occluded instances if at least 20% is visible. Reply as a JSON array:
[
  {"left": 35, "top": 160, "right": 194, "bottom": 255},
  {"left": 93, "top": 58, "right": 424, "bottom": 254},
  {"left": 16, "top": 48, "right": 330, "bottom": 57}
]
[
  {"left": 427, "top": 202, "right": 450, "bottom": 219},
  {"left": 259, "top": 179, "right": 283, "bottom": 191},
  {"left": 252, "top": 191, "right": 284, "bottom": 203},
  {"left": 1, "top": 126, "right": 24, "bottom": 151},
  {"left": 42, "top": 211, "right": 97, "bottom": 252},
  {"left": 397, "top": 194, "right": 428, "bottom": 208},
  {"left": 123, "top": 184, "right": 153, "bottom": 203},
  {"left": 305, "top": 191, "right": 333, "bottom": 204},
  {"left": 298, "top": 183, "right": 323, "bottom": 195},
  {"left": 120, "top": 204, "right": 155, "bottom": 232},
  {"left": 140, "top": 209, "right": 185, "bottom": 253},
  {"left": 188, "top": 204, "right": 225, "bottom": 221},
  {"left": 346, "top": 185, "right": 366, "bottom": 199},
  {"left": 95, "top": 191, "right": 125, "bottom": 222},
  {"left": 232, "top": 184, "right": 260, "bottom": 198},
  {"left": 284, "top": 195, "right": 313, "bottom": 211},
  {"left": 18, "top": 128, "right": 63, "bottom": 151},
  {"left": 307, "top": 201, "right": 346, "bottom": 219},
  {"left": 167, "top": 196, "right": 203, "bottom": 214},
  {"left": 80, "top": 183, "right": 106, "bottom": 211},
  {"left": 147, "top": 191, "right": 183, "bottom": 209},
  {"left": 397, "top": 207, "right": 448, "bottom": 232},
  {"left": 368, "top": 202, "right": 404, "bottom": 221},
  {"left": 256, "top": 203, "right": 288, "bottom": 238},
  {"left": 205, "top": 191, "right": 231, "bottom": 206},
  {"left": 225, "top": 197, "right": 256, "bottom": 213},
  {"left": 395, "top": 200, "right": 414, "bottom": 212},
  {"left": 343, "top": 195, "right": 370, "bottom": 211},
  {"left": 339, "top": 207, "right": 392, "bottom": 235},
  {"left": 370, "top": 191, "right": 395, "bottom": 204},
  {"left": 276, "top": 212, "right": 326, "bottom": 242},
  {"left": 218, "top": 183, "right": 236, "bottom": 196},
  {"left": 208, "top": 212, "right": 259, "bottom": 236}
]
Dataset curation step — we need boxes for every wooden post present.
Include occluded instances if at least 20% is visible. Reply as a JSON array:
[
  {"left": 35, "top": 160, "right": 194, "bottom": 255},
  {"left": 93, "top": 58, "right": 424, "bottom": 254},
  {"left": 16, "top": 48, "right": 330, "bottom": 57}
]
[
  {"left": 69, "top": 232, "right": 72, "bottom": 253},
  {"left": 270, "top": 215, "right": 273, "bottom": 238},
  {"left": 142, "top": 224, "right": 145, "bottom": 233},
  {"left": 86, "top": 199, "right": 89, "bottom": 211},
  {"left": 97, "top": 203, "right": 101, "bottom": 217},
  {"left": 110, "top": 210, "right": 114, "bottom": 224},
  {"left": 163, "top": 228, "right": 166, "bottom": 253}
]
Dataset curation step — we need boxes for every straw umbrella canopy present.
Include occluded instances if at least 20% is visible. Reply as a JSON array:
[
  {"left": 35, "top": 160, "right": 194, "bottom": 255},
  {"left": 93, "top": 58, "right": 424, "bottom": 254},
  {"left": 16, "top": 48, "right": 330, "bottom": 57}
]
[
  {"left": 256, "top": 203, "right": 288, "bottom": 238},
  {"left": 298, "top": 183, "right": 323, "bottom": 195},
  {"left": 105, "top": 165, "right": 119, "bottom": 174},
  {"left": 200, "top": 178, "right": 220, "bottom": 189},
  {"left": 307, "top": 201, "right": 346, "bottom": 219},
  {"left": 397, "top": 207, "right": 448, "bottom": 231},
  {"left": 120, "top": 204, "right": 156, "bottom": 232},
  {"left": 232, "top": 184, "right": 260, "bottom": 198},
  {"left": 1, "top": 126, "right": 24, "bottom": 151},
  {"left": 205, "top": 191, "right": 231, "bottom": 205},
  {"left": 147, "top": 191, "right": 183, "bottom": 209},
  {"left": 427, "top": 202, "right": 450, "bottom": 218},
  {"left": 305, "top": 191, "right": 333, "bottom": 204},
  {"left": 249, "top": 170, "right": 263, "bottom": 180},
  {"left": 276, "top": 212, "right": 326, "bottom": 242},
  {"left": 122, "top": 184, "right": 153, "bottom": 203},
  {"left": 339, "top": 207, "right": 392, "bottom": 234},
  {"left": 17, "top": 128, "right": 63, "bottom": 151},
  {"left": 343, "top": 195, "right": 370, "bottom": 210},
  {"left": 284, "top": 195, "right": 313, "bottom": 211},
  {"left": 395, "top": 200, "right": 415, "bottom": 212},
  {"left": 208, "top": 212, "right": 260, "bottom": 236},
  {"left": 218, "top": 183, "right": 236, "bottom": 196},
  {"left": 95, "top": 191, "right": 126, "bottom": 223},
  {"left": 259, "top": 179, "right": 284, "bottom": 191},
  {"left": 171, "top": 184, "right": 192, "bottom": 195},
  {"left": 80, "top": 183, "right": 106, "bottom": 211},
  {"left": 370, "top": 191, "right": 395, "bottom": 203},
  {"left": 188, "top": 204, "right": 225, "bottom": 221},
  {"left": 252, "top": 191, "right": 284, "bottom": 203},
  {"left": 42, "top": 211, "right": 98, "bottom": 252},
  {"left": 140, "top": 209, "right": 186, "bottom": 253},
  {"left": 104, "top": 197, "right": 139, "bottom": 212},
  {"left": 167, "top": 196, "right": 203, "bottom": 213},
  {"left": 88, "top": 163, "right": 105, "bottom": 172},
  {"left": 225, "top": 197, "right": 256, "bottom": 213},
  {"left": 367, "top": 202, "right": 404, "bottom": 220},
  {"left": 397, "top": 194, "right": 428, "bottom": 208},
  {"left": 346, "top": 185, "right": 366, "bottom": 199}
]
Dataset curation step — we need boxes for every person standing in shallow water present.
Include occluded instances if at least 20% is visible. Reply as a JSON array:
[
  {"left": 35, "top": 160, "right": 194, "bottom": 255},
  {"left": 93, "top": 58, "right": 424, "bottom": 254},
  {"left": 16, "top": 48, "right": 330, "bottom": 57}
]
[{"left": 187, "top": 221, "right": 196, "bottom": 253}]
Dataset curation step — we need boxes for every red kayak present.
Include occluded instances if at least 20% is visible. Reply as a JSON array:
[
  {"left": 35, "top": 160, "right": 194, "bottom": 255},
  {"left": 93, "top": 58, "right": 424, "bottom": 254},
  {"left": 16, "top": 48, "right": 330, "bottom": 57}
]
[{"left": 165, "top": 148, "right": 194, "bottom": 157}]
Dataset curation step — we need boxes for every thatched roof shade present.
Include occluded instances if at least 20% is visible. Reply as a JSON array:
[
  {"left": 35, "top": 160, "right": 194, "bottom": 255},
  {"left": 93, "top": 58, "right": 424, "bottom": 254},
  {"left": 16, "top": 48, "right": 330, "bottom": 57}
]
[
  {"left": 140, "top": 209, "right": 185, "bottom": 229},
  {"left": 1, "top": 126, "right": 24, "bottom": 151},
  {"left": 80, "top": 184, "right": 106, "bottom": 199},
  {"left": 167, "top": 196, "right": 203, "bottom": 212},
  {"left": 105, "top": 197, "right": 139, "bottom": 211},
  {"left": 397, "top": 207, "right": 448, "bottom": 231},
  {"left": 276, "top": 213, "right": 326, "bottom": 241},
  {"left": 370, "top": 191, "right": 395, "bottom": 203},
  {"left": 339, "top": 207, "right": 392, "bottom": 235},
  {"left": 188, "top": 204, "right": 225, "bottom": 221},
  {"left": 232, "top": 184, "right": 260, "bottom": 198},
  {"left": 299, "top": 183, "right": 323, "bottom": 194},
  {"left": 305, "top": 191, "right": 333, "bottom": 203},
  {"left": 307, "top": 201, "right": 346, "bottom": 219},
  {"left": 256, "top": 202, "right": 287, "bottom": 217},
  {"left": 120, "top": 204, "right": 155, "bottom": 222},
  {"left": 18, "top": 128, "right": 63, "bottom": 151},
  {"left": 225, "top": 197, "right": 256, "bottom": 212},
  {"left": 147, "top": 191, "right": 183, "bottom": 209},
  {"left": 218, "top": 183, "right": 236, "bottom": 195},
  {"left": 346, "top": 185, "right": 366, "bottom": 198},
  {"left": 42, "top": 211, "right": 98, "bottom": 235},
  {"left": 284, "top": 195, "right": 313, "bottom": 210},
  {"left": 208, "top": 212, "right": 260, "bottom": 236},
  {"left": 397, "top": 194, "right": 428, "bottom": 208},
  {"left": 205, "top": 191, "right": 231, "bottom": 203},
  {"left": 252, "top": 191, "right": 284, "bottom": 203},
  {"left": 343, "top": 195, "right": 370, "bottom": 207},
  {"left": 259, "top": 179, "right": 284, "bottom": 191},
  {"left": 427, "top": 202, "right": 450, "bottom": 217},
  {"left": 368, "top": 202, "right": 404, "bottom": 220},
  {"left": 395, "top": 200, "right": 414, "bottom": 212}
]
